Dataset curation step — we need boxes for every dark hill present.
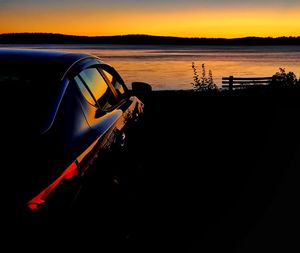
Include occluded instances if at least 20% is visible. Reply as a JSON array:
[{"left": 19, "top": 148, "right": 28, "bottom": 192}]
[{"left": 1, "top": 33, "right": 300, "bottom": 45}]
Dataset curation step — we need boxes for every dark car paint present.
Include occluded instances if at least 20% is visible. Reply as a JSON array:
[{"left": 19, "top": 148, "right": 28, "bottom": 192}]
[{"left": 0, "top": 49, "right": 144, "bottom": 218}]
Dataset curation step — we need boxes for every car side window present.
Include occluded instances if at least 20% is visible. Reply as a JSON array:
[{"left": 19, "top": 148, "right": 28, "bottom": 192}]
[
  {"left": 102, "top": 69, "right": 125, "bottom": 97},
  {"left": 74, "top": 75, "right": 96, "bottom": 106},
  {"left": 75, "top": 68, "right": 117, "bottom": 111},
  {"left": 99, "top": 64, "right": 128, "bottom": 99}
]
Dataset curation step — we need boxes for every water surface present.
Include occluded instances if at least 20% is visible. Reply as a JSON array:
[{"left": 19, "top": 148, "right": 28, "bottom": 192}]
[{"left": 2, "top": 44, "right": 300, "bottom": 90}]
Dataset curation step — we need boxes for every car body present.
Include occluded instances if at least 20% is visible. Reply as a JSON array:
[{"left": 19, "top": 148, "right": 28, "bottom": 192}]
[{"left": 0, "top": 49, "right": 146, "bottom": 222}]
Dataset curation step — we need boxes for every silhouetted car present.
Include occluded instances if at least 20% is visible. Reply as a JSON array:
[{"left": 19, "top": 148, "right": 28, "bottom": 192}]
[{"left": 0, "top": 49, "right": 150, "bottom": 224}]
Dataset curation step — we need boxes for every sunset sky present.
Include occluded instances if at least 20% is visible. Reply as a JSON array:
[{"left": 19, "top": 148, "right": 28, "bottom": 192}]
[{"left": 1, "top": 0, "right": 300, "bottom": 38}]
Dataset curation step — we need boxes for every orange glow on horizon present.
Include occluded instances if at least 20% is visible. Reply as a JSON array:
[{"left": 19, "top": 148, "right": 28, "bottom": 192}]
[{"left": 1, "top": 5, "right": 300, "bottom": 38}]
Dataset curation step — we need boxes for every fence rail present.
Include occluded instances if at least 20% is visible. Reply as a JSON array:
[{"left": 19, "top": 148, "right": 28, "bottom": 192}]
[{"left": 222, "top": 76, "right": 275, "bottom": 91}]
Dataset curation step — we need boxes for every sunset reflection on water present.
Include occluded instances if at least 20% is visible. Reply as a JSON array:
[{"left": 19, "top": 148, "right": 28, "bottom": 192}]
[{"left": 6, "top": 45, "right": 300, "bottom": 90}]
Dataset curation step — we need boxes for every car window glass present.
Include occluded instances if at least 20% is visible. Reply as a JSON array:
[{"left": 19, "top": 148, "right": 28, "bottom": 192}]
[
  {"left": 103, "top": 69, "right": 113, "bottom": 83},
  {"left": 78, "top": 68, "right": 116, "bottom": 110},
  {"left": 102, "top": 69, "right": 125, "bottom": 97},
  {"left": 74, "top": 75, "right": 96, "bottom": 106}
]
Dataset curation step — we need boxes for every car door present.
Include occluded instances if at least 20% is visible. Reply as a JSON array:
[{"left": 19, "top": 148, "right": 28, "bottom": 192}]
[
  {"left": 73, "top": 63, "right": 143, "bottom": 154},
  {"left": 74, "top": 66, "right": 123, "bottom": 135}
]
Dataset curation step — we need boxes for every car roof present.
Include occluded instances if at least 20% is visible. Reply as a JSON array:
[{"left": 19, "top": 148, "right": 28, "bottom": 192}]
[
  {"left": 0, "top": 49, "right": 104, "bottom": 135},
  {"left": 0, "top": 49, "right": 97, "bottom": 80}
]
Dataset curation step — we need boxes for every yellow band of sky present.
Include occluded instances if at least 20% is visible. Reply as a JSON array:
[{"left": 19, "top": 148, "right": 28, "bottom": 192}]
[{"left": 1, "top": 5, "right": 300, "bottom": 38}]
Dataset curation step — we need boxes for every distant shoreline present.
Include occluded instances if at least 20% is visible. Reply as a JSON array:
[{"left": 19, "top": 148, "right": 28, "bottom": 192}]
[{"left": 1, "top": 33, "right": 300, "bottom": 46}]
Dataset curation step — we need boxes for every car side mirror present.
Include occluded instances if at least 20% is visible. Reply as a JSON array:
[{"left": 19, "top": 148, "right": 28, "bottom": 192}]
[
  {"left": 131, "top": 82, "right": 152, "bottom": 102},
  {"left": 131, "top": 82, "right": 152, "bottom": 95}
]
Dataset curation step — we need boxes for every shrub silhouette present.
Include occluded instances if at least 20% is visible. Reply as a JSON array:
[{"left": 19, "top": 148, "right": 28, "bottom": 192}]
[
  {"left": 191, "top": 62, "right": 218, "bottom": 91},
  {"left": 271, "top": 68, "right": 298, "bottom": 87}
]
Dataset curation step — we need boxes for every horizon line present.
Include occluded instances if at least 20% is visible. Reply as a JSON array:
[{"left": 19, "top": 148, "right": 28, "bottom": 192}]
[{"left": 1, "top": 32, "right": 300, "bottom": 40}]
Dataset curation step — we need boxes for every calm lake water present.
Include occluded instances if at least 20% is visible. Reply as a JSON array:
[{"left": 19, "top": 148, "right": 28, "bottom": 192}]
[{"left": 2, "top": 44, "right": 300, "bottom": 90}]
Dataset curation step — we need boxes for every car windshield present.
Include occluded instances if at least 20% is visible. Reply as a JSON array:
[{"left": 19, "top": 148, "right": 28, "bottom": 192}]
[{"left": 0, "top": 67, "right": 63, "bottom": 135}]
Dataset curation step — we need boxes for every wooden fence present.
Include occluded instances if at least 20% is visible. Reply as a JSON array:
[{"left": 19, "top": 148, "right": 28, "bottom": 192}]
[{"left": 222, "top": 76, "right": 275, "bottom": 91}]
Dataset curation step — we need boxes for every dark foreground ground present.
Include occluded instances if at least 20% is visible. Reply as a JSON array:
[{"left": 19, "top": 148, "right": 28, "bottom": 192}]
[
  {"left": 121, "top": 88, "right": 300, "bottom": 252},
  {"left": 11, "top": 87, "right": 300, "bottom": 252}
]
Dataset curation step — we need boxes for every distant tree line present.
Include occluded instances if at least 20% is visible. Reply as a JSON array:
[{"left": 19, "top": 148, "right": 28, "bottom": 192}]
[{"left": 1, "top": 33, "right": 300, "bottom": 45}]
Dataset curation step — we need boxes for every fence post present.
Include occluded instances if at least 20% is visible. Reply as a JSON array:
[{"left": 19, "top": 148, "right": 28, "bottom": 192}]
[{"left": 229, "top": 76, "right": 233, "bottom": 91}]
